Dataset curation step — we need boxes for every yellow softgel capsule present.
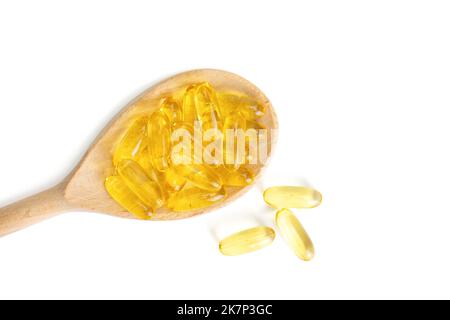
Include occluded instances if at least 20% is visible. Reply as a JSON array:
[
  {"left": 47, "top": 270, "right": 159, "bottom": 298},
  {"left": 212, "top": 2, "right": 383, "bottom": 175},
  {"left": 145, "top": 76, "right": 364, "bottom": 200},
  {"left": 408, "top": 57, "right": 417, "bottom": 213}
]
[
  {"left": 246, "top": 119, "right": 266, "bottom": 130},
  {"left": 105, "top": 176, "right": 151, "bottom": 220},
  {"left": 165, "top": 167, "right": 186, "bottom": 192},
  {"left": 276, "top": 208, "right": 315, "bottom": 261},
  {"left": 219, "top": 226, "right": 276, "bottom": 256},
  {"left": 171, "top": 121, "right": 199, "bottom": 164},
  {"left": 146, "top": 165, "right": 169, "bottom": 201},
  {"left": 263, "top": 186, "right": 322, "bottom": 209},
  {"left": 244, "top": 120, "right": 266, "bottom": 164},
  {"left": 194, "top": 82, "right": 222, "bottom": 131},
  {"left": 113, "top": 117, "right": 148, "bottom": 166},
  {"left": 223, "top": 114, "right": 247, "bottom": 170},
  {"left": 167, "top": 187, "right": 226, "bottom": 212},
  {"left": 174, "top": 164, "right": 223, "bottom": 192},
  {"left": 216, "top": 92, "right": 240, "bottom": 117},
  {"left": 134, "top": 146, "right": 152, "bottom": 173},
  {"left": 217, "top": 92, "right": 265, "bottom": 120},
  {"left": 160, "top": 97, "right": 182, "bottom": 124},
  {"left": 172, "top": 120, "right": 194, "bottom": 136},
  {"left": 217, "top": 166, "right": 254, "bottom": 187},
  {"left": 147, "top": 111, "right": 171, "bottom": 172},
  {"left": 182, "top": 85, "right": 198, "bottom": 124},
  {"left": 117, "top": 159, "right": 164, "bottom": 212},
  {"left": 239, "top": 96, "right": 265, "bottom": 120}
]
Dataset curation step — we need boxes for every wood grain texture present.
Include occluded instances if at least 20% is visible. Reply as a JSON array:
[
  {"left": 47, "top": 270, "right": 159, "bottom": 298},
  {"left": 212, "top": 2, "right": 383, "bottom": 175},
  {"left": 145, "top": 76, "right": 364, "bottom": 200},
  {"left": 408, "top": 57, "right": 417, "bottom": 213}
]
[
  {"left": 0, "top": 69, "right": 278, "bottom": 237},
  {"left": 0, "top": 184, "right": 70, "bottom": 237}
]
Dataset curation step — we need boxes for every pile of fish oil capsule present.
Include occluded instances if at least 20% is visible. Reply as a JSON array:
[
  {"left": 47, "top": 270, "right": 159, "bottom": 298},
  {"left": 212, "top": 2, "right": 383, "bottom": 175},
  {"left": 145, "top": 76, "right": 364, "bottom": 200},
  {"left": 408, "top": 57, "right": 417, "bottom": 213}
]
[
  {"left": 219, "top": 186, "right": 322, "bottom": 261},
  {"left": 105, "top": 82, "right": 266, "bottom": 219}
]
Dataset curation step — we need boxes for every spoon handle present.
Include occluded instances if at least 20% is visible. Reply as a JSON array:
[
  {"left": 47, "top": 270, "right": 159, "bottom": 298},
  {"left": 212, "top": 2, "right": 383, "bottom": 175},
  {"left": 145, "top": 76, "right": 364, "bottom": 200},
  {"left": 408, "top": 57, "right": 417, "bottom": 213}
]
[{"left": 0, "top": 184, "right": 70, "bottom": 237}]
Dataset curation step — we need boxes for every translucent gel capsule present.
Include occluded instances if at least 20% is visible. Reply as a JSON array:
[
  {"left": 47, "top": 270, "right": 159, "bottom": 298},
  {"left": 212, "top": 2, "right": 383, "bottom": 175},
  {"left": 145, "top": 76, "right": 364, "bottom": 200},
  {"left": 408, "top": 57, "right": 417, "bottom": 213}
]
[
  {"left": 174, "top": 164, "right": 223, "bottom": 192},
  {"left": 219, "top": 227, "right": 276, "bottom": 256},
  {"left": 216, "top": 92, "right": 240, "bottom": 117},
  {"left": 194, "top": 82, "right": 222, "bottom": 131},
  {"left": 171, "top": 121, "right": 197, "bottom": 165},
  {"left": 217, "top": 92, "right": 265, "bottom": 120},
  {"left": 105, "top": 176, "right": 151, "bottom": 220},
  {"left": 117, "top": 159, "right": 164, "bottom": 212},
  {"left": 263, "top": 186, "right": 322, "bottom": 209},
  {"left": 134, "top": 146, "right": 152, "bottom": 173},
  {"left": 182, "top": 85, "right": 198, "bottom": 124},
  {"left": 244, "top": 120, "right": 266, "bottom": 164},
  {"left": 160, "top": 97, "right": 182, "bottom": 124},
  {"left": 239, "top": 96, "right": 265, "bottom": 120},
  {"left": 113, "top": 117, "right": 148, "bottom": 166},
  {"left": 217, "top": 166, "right": 255, "bottom": 187},
  {"left": 223, "top": 114, "right": 247, "bottom": 170},
  {"left": 167, "top": 187, "right": 226, "bottom": 212},
  {"left": 134, "top": 163, "right": 169, "bottom": 201},
  {"left": 246, "top": 120, "right": 266, "bottom": 131},
  {"left": 146, "top": 166, "right": 168, "bottom": 201},
  {"left": 147, "top": 111, "right": 171, "bottom": 172},
  {"left": 276, "top": 208, "right": 315, "bottom": 261},
  {"left": 165, "top": 167, "right": 186, "bottom": 192}
]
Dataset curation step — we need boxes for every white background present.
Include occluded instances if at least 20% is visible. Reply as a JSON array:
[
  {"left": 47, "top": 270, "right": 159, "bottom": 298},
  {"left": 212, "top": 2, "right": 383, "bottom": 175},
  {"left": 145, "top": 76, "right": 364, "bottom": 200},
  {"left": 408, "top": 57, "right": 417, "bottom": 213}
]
[{"left": 0, "top": 0, "right": 449, "bottom": 300}]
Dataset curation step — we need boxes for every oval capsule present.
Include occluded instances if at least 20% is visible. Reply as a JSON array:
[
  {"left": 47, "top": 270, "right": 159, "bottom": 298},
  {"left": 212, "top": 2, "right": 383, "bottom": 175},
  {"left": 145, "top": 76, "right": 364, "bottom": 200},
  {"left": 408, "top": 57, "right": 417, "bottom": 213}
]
[
  {"left": 194, "top": 82, "right": 222, "bottom": 132},
  {"left": 147, "top": 111, "right": 171, "bottom": 172},
  {"left": 165, "top": 167, "right": 186, "bottom": 192},
  {"left": 105, "top": 176, "right": 151, "bottom": 220},
  {"left": 182, "top": 85, "right": 198, "bottom": 124},
  {"left": 167, "top": 187, "right": 226, "bottom": 212},
  {"left": 216, "top": 166, "right": 254, "bottom": 187},
  {"left": 113, "top": 117, "right": 148, "bottom": 166},
  {"left": 219, "top": 226, "right": 276, "bottom": 256},
  {"left": 216, "top": 92, "right": 240, "bottom": 117},
  {"left": 173, "top": 164, "right": 223, "bottom": 192},
  {"left": 117, "top": 159, "right": 164, "bottom": 212},
  {"left": 239, "top": 96, "right": 265, "bottom": 120},
  {"left": 170, "top": 121, "right": 199, "bottom": 165},
  {"left": 160, "top": 97, "right": 182, "bottom": 124},
  {"left": 264, "top": 186, "right": 322, "bottom": 209},
  {"left": 217, "top": 92, "right": 265, "bottom": 120},
  {"left": 276, "top": 208, "right": 315, "bottom": 261},
  {"left": 223, "top": 114, "right": 247, "bottom": 171},
  {"left": 134, "top": 146, "right": 152, "bottom": 173}
]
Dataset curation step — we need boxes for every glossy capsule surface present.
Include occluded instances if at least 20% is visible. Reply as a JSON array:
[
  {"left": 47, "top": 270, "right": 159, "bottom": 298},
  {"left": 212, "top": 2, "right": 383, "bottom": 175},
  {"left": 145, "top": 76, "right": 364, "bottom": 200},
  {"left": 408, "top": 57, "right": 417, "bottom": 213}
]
[
  {"left": 117, "top": 159, "right": 164, "bottom": 212},
  {"left": 174, "top": 164, "right": 223, "bottom": 192},
  {"left": 147, "top": 111, "right": 171, "bottom": 172},
  {"left": 217, "top": 166, "right": 254, "bottom": 187},
  {"left": 276, "top": 208, "right": 315, "bottom": 261},
  {"left": 219, "top": 226, "right": 275, "bottom": 256},
  {"left": 182, "top": 85, "right": 198, "bottom": 124},
  {"left": 146, "top": 166, "right": 169, "bottom": 201},
  {"left": 165, "top": 167, "right": 186, "bottom": 192},
  {"left": 105, "top": 176, "right": 151, "bottom": 220},
  {"left": 167, "top": 187, "right": 226, "bottom": 212},
  {"left": 217, "top": 92, "right": 265, "bottom": 120},
  {"left": 216, "top": 92, "right": 240, "bottom": 117},
  {"left": 238, "top": 96, "right": 265, "bottom": 120},
  {"left": 170, "top": 121, "right": 196, "bottom": 165},
  {"left": 246, "top": 120, "right": 266, "bottom": 131},
  {"left": 134, "top": 146, "right": 152, "bottom": 173},
  {"left": 264, "top": 186, "right": 322, "bottom": 209},
  {"left": 244, "top": 120, "right": 266, "bottom": 164},
  {"left": 194, "top": 82, "right": 222, "bottom": 131},
  {"left": 107, "top": 81, "right": 266, "bottom": 219},
  {"left": 113, "top": 117, "right": 148, "bottom": 166},
  {"left": 223, "top": 114, "right": 247, "bottom": 170},
  {"left": 160, "top": 97, "right": 182, "bottom": 124}
]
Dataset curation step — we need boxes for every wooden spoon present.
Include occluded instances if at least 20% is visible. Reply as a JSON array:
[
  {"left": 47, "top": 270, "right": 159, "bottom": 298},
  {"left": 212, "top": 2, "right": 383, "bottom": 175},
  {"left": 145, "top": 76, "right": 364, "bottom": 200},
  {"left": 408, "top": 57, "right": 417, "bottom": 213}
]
[{"left": 0, "top": 69, "right": 278, "bottom": 237}]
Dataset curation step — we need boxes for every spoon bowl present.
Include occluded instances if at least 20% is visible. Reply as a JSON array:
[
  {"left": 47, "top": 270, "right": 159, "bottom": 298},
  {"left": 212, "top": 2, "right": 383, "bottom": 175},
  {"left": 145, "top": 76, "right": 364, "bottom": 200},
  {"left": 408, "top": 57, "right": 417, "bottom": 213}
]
[{"left": 0, "top": 69, "right": 278, "bottom": 237}]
